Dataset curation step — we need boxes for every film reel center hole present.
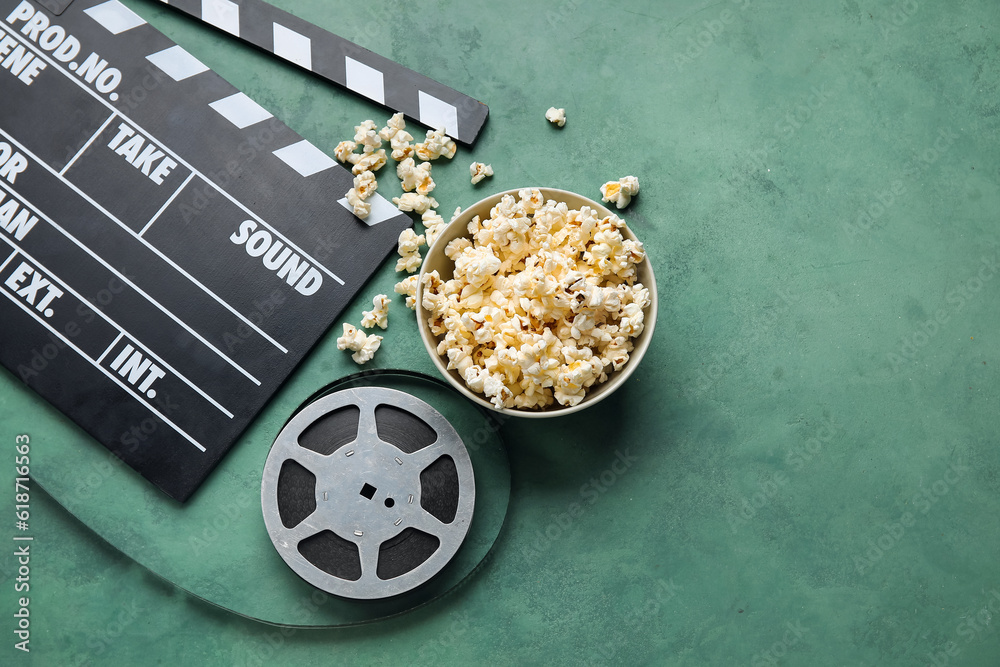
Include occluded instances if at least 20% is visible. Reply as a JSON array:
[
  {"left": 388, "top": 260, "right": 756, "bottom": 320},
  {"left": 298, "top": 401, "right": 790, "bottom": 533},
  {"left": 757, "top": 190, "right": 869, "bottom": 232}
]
[
  {"left": 360, "top": 483, "right": 377, "bottom": 500},
  {"left": 384, "top": 497, "right": 395, "bottom": 508}
]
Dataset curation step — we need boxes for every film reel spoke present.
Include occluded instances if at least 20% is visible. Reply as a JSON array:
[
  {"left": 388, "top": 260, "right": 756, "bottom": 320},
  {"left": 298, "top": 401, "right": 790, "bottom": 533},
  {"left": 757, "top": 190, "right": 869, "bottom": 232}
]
[
  {"left": 353, "top": 396, "right": 381, "bottom": 441},
  {"left": 404, "top": 508, "right": 450, "bottom": 540},
  {"left": 404, "top": 441, "right": 452, "bottom": 470},
  {"left": 356, "top": 538, "right": 382, "bottom": 580},
  {"left": 287, "top": 446, "right": 335, "bottom": 476},
  {"left": 282, "top": 515, "right": 322, "bottom": 546}
]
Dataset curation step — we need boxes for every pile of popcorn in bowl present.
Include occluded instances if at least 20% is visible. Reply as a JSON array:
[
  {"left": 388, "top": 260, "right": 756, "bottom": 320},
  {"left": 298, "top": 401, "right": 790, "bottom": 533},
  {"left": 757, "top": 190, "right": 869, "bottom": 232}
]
[{"left": 416, "top": 187, "right": 657, "bottom": 416}]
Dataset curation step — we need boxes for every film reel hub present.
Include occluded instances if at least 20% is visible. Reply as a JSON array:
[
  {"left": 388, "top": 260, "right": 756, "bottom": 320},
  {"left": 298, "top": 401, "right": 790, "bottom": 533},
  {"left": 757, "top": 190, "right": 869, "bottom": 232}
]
[
  {"left": 262, "top": 387, "right": 475, "bottom": 600},
  {"left": 313, "top": 431, "right": 439, "bottom": 543}
]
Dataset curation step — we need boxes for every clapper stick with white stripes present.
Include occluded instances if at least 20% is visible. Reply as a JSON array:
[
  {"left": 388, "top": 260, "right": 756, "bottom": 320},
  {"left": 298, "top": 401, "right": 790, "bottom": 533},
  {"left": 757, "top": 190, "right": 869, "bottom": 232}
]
[{"left": 158, "top": 0, "right": 489, "bottom": 145}]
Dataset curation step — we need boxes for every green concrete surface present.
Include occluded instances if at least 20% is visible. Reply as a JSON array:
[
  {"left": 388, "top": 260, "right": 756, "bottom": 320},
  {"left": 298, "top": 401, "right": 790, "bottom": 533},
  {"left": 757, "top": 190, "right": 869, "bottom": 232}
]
[{"left": 3, "top": 0, "right": 1000, "bottom": 664}]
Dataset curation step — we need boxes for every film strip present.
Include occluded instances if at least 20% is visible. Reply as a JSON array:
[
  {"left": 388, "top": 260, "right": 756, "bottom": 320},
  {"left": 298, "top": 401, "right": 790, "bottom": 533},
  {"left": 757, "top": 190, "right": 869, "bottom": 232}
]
[
  {"left": 28, "top": 370, "right": 509, "bottom": 627},
  {"left": 158, "top": 0, "right": 489, "bottom": 145},
  {"left": 0, "top": 0, "right": 411, "bottom": 500}
]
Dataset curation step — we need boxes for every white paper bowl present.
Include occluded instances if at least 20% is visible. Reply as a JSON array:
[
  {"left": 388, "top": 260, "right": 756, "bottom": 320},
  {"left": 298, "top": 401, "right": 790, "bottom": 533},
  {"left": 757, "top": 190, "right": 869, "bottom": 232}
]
[{"left": 416, "top": 188, "right": 657, "bottom": 418}]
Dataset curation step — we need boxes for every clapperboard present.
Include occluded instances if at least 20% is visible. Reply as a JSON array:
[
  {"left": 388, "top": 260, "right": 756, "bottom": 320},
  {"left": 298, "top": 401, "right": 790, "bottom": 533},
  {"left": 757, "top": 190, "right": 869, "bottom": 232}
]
[{"left": 0, "top": 0, "right": 487, "bottom": 501}]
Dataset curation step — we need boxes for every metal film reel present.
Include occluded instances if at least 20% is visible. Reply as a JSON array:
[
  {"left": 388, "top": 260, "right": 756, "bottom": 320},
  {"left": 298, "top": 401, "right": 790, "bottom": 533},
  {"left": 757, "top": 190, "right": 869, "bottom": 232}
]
[{"left": 261, "top": 387, "right": 475, "bottom": 600}]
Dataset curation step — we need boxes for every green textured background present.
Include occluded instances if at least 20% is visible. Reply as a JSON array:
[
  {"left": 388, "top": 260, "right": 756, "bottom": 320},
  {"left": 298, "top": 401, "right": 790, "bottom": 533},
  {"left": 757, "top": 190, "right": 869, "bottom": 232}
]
[{"left": 3, "top": 0, "right": 1000, "bottom": 664}]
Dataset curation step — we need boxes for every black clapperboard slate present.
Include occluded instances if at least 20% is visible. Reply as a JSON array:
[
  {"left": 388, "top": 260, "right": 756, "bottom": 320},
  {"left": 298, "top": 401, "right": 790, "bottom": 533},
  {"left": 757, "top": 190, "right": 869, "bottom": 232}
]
[{"left": 0, "top": 0, "right": 485, "bottom": 501}]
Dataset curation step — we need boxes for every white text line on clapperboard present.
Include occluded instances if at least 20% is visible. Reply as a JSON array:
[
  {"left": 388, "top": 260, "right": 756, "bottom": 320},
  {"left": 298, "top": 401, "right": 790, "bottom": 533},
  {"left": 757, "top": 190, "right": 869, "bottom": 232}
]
[
  {"left": 0, "top": 141, "right": 28, "bottom": 184},
  {"left": 4, "top": 1, "right": 122, "bottom": 98}
]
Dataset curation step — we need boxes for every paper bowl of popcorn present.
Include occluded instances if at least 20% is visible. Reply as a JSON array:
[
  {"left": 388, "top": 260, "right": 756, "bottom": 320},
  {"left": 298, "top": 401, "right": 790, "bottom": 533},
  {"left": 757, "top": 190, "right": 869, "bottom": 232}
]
[{"left": 416, "top": 188, "right": 657, "bottom": 417}]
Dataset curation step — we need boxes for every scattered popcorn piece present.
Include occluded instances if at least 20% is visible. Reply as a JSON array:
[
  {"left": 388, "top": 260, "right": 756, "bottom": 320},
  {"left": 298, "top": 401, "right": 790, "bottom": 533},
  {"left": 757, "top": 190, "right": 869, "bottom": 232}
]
[
  {"left": 421, "top": 188, "right": 650, "bottom": 409},
  {"left": 379, "top": 113, "right": 415, "bottom": 160},
  {"left": 545, "top": 107, "right": 567, "bottom": 127},
  {"left": 345, "top": 171, "right": 378, "bottom": 219},
  {"left": 390, "top": 134, "right": 415, "bottom": 161},
  {"left": 352, "top": 149, "right": 387, "bottom": 175},
  {"left": 600, "top": 175, "right": 640, "bottom": 209},
  {"left": 620, "top": 176, "right": 640, "bottom": 196},
  {"left": 421, "top": 209, "right": 447, "bottom": 247},
  {"left": 470, "top": 162, "right": 494, "bottom": 184},
  {"left": 337, "top": 323, "right": 365, "bottom": 351},
  {"left": 421, "top": 209, "right": 445, "bottom": 227},
  {"left": 378, "top": 113, "right": 406, "bottom": 141},
  {"left": 354, "top": 171, "right": 377, "bottom": 199},
  {"left": 336, "top": 324, "right": 383, "bottom": 364},
  {"left": 394, "top": 275, "right": 419, "bottom": 309},
  {"left": 353, "top": 120, "right": 382, "bottom": 154},
  {"left": 415, "top": 128, "right": 457, "bottom": 161},
  {"left": 361, "top": 294, "right": 391, "bottom": 329},
  {"left": 397, "top": 158, "right": 435, "bottom": 194},
  {"left": 334, "top": 140, "right": 357, "bottom": 163},
  {"left": 449, "top": 206, "right": 463, "bottom": 223},
  {"left": 393, "top": 192, "right": 439, "bottom": 214},
  {"left": 397, "top": 228, "right": 426, "bottom": 255},
  {"left": 396, "top": 158, "right": 416, "bottom": 188},
  {"left": 600, "top": 181, "right": 622, "bottom": 208},
  {"left": 352, "top": 334, "right": 382, "bottom": 364},
  {"left": 395, "top": 228, "right": 426, "bottom": 273},
  {"left": 395, "top": 252, "right": 422, "bottom": 273},
  {"left": 354, "top": 119, "right": 377, "bottom": 135},
  {"left": 346, "top": 187, "right": 371, "bottom": 219}
]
